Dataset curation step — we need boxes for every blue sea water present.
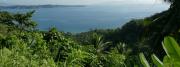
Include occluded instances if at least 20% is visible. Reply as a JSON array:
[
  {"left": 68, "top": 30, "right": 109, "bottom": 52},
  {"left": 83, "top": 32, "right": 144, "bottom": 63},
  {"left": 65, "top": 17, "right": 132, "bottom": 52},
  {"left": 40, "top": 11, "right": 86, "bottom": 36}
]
[{"left": 0, "top": 4, "right": 169, "bottom": 33}]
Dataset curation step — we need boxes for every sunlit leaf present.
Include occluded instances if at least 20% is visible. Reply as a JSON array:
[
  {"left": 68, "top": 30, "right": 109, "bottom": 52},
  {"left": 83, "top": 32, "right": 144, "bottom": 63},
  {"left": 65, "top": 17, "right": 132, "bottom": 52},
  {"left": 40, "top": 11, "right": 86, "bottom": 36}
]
[
  {"left": 139, "top": 53, "right": 150, "bottom": 67},
  {"left": 151, "top": 54, "right": 163, "bottom": 67}
]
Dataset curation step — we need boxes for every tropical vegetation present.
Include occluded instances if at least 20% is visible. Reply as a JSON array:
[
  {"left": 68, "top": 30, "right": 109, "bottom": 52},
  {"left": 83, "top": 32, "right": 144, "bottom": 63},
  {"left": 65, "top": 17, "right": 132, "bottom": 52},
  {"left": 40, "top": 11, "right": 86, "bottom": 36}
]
[{"left": 0, "top": 0, "right": 180, "bottom": 67}]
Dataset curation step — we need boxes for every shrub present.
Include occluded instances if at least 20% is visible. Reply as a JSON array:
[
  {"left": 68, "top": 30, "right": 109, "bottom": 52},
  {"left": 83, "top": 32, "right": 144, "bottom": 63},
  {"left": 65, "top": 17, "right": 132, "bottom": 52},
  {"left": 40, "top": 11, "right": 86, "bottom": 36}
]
[{"left": 139, "top": 36, "right": 180, "bottom": 67}]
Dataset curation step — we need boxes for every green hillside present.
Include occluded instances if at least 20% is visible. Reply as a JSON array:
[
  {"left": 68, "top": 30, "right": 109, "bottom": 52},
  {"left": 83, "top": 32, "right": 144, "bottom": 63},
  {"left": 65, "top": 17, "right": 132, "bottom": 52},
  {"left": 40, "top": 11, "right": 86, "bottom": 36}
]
[{"left": 0, "top": 0, "right": 180, "bottom": 67}]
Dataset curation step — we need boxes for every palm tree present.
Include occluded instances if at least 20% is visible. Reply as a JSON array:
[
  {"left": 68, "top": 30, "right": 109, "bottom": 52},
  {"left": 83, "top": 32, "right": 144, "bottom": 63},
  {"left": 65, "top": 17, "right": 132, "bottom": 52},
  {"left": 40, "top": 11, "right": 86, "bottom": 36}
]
[{"left": 91, "top": 33, "right": 111, "bottom": 54}]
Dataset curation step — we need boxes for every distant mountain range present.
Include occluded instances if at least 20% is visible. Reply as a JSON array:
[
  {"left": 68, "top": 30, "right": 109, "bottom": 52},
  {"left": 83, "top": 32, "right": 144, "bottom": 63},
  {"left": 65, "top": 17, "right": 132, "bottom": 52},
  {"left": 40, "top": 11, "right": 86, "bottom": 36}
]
[{"left": 0, "top": 5, "right": 85, "bottom": 9}]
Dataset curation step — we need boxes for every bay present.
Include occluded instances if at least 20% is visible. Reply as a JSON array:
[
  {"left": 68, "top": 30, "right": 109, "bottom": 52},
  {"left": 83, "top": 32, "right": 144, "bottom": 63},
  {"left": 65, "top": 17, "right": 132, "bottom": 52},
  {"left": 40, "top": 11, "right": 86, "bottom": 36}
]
[{"left": 0, "top": 4, "right": 169, "bottom": 33}]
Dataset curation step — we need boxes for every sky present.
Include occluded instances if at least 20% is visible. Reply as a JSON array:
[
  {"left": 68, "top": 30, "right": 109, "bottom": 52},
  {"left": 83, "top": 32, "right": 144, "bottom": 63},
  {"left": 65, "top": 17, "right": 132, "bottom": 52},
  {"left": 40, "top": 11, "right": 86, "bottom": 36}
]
[{"left": 0, "top": 0, "right": 166, "bottom": 5}]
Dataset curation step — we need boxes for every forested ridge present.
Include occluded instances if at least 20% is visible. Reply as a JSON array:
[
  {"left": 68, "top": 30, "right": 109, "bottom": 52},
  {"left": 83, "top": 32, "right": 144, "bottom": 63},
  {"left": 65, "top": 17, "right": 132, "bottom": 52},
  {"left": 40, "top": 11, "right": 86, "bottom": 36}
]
[{"left": 0, "top": 0, "right": 180, "bottom": 67}]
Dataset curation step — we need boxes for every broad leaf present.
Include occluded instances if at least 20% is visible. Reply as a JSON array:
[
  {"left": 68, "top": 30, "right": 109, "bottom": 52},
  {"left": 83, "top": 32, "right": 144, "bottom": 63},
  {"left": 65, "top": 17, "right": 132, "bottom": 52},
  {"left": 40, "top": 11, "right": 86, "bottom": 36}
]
[
  {"left": 139, "top": 53, "right": 150, "bottom": 67},
  {"left": 163, "top": 36, "right": 180, "bottom": 61},
  {"left": 151, "top": 54, "right": 163, "bottom": 67}
]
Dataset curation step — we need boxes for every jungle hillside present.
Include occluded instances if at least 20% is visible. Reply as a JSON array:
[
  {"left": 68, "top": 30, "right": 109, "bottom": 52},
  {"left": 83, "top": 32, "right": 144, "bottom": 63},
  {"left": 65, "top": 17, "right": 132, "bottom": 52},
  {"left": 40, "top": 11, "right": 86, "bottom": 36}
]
[{"left": 0, "top": 0, "right": 180, "bottom": 67}]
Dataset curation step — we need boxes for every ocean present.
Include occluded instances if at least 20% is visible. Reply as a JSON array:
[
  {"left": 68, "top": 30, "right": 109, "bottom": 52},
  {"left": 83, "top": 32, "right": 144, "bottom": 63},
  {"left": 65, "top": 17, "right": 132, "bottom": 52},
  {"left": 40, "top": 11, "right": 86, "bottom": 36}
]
[{"left": 0, "top": 4, "right": 169, "bottom": 33}]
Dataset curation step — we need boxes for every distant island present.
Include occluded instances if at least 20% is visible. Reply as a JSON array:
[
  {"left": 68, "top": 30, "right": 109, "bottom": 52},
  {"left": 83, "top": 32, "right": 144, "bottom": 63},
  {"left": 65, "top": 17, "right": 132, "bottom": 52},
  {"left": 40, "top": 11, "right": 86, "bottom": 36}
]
[{"left": 0, "top": 5, "right": 85, "bottom": 9}]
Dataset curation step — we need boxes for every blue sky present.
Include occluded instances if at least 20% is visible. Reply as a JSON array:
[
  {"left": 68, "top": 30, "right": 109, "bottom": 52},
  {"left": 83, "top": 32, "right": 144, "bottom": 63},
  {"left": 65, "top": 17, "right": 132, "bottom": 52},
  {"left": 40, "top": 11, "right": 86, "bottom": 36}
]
[{"left": 0, "top": 0, "right": 165, "bottom": 5}]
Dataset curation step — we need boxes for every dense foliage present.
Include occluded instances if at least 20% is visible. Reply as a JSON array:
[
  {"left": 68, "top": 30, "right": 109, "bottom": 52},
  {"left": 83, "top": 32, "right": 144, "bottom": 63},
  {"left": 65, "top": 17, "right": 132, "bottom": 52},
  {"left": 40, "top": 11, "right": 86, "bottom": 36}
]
[
  {"left": 75, "top": 0, "right": 180, "bottom": 59},
  {"left": 0, "top": 0, "right": 180, "bottom": 66},
  {"left": 0, "top": 11, "right": 129, "bottom": 67},
  {"left": 140, "top": 36, "right": 180, "bottom": 67}
]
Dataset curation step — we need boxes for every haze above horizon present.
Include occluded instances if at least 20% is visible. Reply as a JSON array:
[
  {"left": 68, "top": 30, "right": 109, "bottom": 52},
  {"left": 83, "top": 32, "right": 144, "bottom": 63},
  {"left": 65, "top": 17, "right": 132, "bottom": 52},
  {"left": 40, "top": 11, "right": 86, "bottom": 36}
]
[{"left": 0, "top": 0, "right": 166, "bottom": 5}]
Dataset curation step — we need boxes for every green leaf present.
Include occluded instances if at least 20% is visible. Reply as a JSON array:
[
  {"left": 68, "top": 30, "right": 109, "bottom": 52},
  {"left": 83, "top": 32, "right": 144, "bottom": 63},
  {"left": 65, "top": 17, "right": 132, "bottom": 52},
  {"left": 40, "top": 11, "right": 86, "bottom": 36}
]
[
  {"left": 163, "top": 36, "right": 180, "bottom": 61},
  {"left": 151, "top": 54, "right": 163, "bottom": 67},
  {"left": 163, "top": 56, "right": 172, "bottom": 67},
  {"left": 139, "top": 53, "right": 150, "bottom": 67}
]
